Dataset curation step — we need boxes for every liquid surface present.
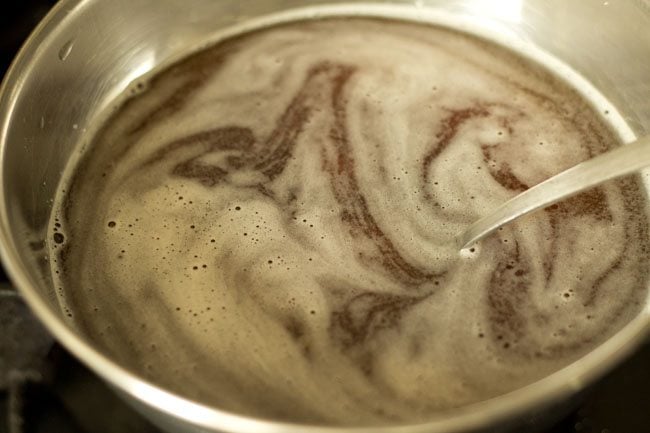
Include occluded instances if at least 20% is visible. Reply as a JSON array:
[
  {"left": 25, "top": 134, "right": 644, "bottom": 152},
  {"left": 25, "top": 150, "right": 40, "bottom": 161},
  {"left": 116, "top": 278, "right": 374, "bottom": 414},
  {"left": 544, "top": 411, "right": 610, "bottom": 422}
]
[{"left": 50, "top": 17, "right": 649, "bottom": 425}]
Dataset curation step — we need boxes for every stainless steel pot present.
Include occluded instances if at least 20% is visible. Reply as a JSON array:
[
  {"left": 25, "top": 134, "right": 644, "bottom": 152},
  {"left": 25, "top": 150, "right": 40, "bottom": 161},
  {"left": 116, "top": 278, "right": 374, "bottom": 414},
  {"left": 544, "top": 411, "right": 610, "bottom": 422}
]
[{"left": 1, "top": 1, "right": 649, "bottom": 432}]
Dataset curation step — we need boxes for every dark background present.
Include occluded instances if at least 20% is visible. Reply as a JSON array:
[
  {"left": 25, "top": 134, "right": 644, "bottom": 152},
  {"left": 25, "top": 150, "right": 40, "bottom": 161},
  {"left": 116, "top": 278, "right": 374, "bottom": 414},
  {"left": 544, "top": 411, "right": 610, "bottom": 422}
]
[
  {"left": 0, "top": 1, "right": 58, "bottom": 78},
  {"left": 0, "top": 2, "right": 648, "bottom": 433}
]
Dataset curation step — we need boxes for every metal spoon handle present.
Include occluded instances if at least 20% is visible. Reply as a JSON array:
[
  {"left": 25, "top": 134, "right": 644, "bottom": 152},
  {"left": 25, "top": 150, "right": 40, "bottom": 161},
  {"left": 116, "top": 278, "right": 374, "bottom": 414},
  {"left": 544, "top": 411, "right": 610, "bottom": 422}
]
[{"left": 458, "top": 136, "right": 650, "bottom": 250}]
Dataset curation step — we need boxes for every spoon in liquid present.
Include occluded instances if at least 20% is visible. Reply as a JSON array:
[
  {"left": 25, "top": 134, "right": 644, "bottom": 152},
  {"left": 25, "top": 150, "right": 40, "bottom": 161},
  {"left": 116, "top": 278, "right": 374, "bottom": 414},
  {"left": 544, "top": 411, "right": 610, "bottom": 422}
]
[{"left": 458, "top": 136, "right": 650, "bottom": 250}]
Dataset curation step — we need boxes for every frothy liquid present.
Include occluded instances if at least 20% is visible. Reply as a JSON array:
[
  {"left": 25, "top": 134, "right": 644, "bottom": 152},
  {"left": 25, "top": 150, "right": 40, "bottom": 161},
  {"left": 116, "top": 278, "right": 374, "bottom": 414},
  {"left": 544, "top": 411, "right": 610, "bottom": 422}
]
[{"left": 50, "top": 16, "right": 649, "bottom": 425}]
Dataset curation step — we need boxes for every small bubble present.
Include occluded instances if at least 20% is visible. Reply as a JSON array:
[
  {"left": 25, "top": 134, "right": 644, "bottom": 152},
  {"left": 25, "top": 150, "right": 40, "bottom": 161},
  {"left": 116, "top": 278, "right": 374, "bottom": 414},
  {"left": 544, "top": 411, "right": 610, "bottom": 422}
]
[
  {"left": 53, "top": 233, "right": 65, "bottom": 244},
  {"left": 108, "top": 221, "right": 116, "bottom": 228},
  {"left": 235, "top": 206, "right": 241, "bottom": 211}
]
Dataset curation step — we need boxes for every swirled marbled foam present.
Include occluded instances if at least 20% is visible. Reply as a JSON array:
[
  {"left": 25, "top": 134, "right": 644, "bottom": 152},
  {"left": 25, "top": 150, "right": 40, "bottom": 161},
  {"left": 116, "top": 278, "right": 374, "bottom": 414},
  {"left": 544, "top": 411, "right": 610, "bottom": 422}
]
[{"left": 49, "top": 17, "right": 650, "bottom": 425}]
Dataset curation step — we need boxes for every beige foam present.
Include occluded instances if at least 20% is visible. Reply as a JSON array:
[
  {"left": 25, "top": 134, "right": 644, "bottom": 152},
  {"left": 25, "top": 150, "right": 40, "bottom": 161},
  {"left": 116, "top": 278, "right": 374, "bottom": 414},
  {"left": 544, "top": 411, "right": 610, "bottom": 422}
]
[{"left": 49, "top": 16, "right": 649, "bottom": 426}]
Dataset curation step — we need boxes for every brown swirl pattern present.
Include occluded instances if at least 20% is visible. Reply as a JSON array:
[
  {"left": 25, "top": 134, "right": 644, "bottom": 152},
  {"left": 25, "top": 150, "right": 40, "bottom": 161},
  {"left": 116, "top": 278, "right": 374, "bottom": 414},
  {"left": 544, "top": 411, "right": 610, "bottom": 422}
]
[{"left": 49, "top": 17, "right": 649, "bottom": 425}]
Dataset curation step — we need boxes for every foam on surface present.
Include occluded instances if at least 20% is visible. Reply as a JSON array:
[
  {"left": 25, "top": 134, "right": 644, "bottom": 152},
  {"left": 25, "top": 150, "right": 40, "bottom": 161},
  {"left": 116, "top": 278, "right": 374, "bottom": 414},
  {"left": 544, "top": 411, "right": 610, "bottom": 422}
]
[{"left": 49, "top": 16, "right": 649, "bottom": 426}]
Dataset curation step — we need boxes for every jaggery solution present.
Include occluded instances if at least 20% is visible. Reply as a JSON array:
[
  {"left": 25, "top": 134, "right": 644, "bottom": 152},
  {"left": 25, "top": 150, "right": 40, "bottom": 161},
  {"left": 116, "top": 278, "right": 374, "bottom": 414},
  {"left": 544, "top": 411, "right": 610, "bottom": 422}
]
[{"left": 48, "top": 11, "right": 650, "bottom": 426}]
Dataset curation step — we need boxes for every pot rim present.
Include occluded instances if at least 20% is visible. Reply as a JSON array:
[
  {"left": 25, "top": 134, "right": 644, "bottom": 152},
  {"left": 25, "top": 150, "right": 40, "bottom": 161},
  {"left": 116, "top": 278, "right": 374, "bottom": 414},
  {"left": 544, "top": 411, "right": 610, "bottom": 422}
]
[{"left": 0, "top": 1, "right": 648, "bottom": 432}]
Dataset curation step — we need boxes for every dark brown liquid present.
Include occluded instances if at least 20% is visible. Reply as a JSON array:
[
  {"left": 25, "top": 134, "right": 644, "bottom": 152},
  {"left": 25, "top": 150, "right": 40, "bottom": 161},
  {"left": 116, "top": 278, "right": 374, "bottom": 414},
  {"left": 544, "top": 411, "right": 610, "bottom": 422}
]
[{"left": 49, "top": 16, "right": 649, "bottom": 425}]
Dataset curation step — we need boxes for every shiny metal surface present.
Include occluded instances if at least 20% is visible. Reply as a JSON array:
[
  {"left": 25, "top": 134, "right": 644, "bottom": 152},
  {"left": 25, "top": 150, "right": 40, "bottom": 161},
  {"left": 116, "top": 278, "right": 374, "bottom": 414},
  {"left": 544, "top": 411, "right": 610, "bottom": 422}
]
[
  {"left": 459, "top": 135, "right": 650, "bottom": 249},
  {"left": 0, "top": 1, "right": 649, "bottom": 432}
]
